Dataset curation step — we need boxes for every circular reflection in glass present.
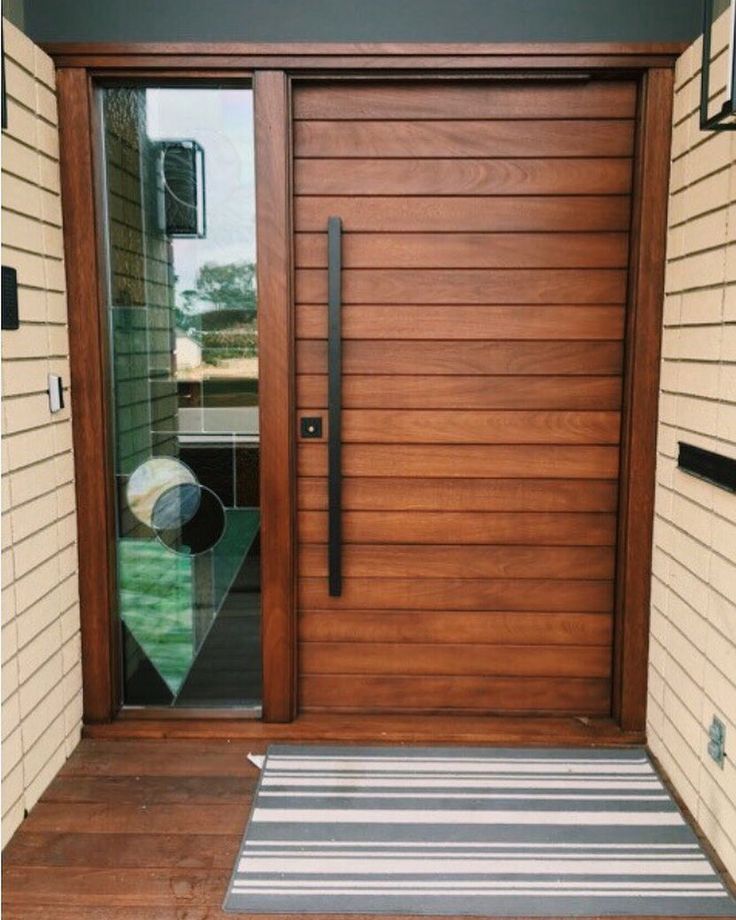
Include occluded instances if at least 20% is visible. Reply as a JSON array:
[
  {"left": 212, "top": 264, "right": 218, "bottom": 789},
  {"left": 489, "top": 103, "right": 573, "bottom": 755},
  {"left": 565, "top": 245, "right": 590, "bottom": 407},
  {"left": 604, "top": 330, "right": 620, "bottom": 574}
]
[
  {"left": 155, "top": 485, "right": 226, "bottom": 556},
  {"left": 126, "top": 457, "right": 197, "bottom": 529},
  {"left": 151, "top": 482, "right": 201, "bottom": 531}
]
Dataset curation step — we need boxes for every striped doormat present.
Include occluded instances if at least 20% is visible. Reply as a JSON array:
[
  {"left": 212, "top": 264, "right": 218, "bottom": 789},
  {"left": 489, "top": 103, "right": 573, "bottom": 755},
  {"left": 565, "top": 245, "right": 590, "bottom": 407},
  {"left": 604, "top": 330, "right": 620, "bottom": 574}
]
[{"left": 224, "top": 745, "right": 736, "bottom": 916}]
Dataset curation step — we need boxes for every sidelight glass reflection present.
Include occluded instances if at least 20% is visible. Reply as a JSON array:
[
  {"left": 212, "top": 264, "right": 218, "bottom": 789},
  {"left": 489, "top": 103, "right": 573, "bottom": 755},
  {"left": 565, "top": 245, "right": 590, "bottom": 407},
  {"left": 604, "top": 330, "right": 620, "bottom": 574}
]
[{"left": 101, "top": 85, "right": 261, "bottom": 708}]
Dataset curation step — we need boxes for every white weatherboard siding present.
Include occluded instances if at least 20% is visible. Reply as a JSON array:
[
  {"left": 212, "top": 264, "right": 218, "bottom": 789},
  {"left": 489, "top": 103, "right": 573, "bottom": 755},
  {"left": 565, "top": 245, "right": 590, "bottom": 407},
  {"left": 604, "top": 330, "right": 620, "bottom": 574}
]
[
  {"left": 648, "top": 9, "right": 736, "bottom": 881},
  {"left": 1, "top": 18, "right": 82, "bottom": 846}
]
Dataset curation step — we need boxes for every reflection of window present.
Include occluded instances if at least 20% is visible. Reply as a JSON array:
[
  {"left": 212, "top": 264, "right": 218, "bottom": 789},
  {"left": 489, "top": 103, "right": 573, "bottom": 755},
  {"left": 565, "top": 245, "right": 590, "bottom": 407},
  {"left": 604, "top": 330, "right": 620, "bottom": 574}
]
[
  {"left": 104, "top": 88, "right": 148, "bottom": 307},
  {"left": 156, "top": 140, "right": 206, "bottom": 238}
]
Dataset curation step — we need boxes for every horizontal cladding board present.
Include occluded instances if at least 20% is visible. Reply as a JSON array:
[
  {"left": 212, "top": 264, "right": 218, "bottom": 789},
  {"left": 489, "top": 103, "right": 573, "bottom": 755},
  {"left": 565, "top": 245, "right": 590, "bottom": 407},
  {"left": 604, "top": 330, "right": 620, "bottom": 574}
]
[
  {"left": 298, "top": 610, "right": 613, "bottom": 646},
  {"left": 297, "top": 409, "right": 622, "bottom": 444},
  {"left": 295, "top": 267, "right": 628, "bottom": 304},
  {"left": 294, "top": 82, "right": 638, "bottom": 120},
  {"left": 295, "top": 232, "right": 630, "bottom": 269},
  {"left": 298, "top": 544, "right": 615, "bottom": 579},
  {"left": 299, "top": 577, "right": 613, "bottom": 612},
  {"left": 299, "top": 642, "right": 612, "bottom": 678},
  {"left": 295, "top": 120, "right": 635, "bottom": 158},
  {"left": 297, "top": 340, "right": 624, "bottom": 375},
  {"left": 297, "top": 477, "right": 619, "bottom": 512},
  {"left": 298, "top": 510, "right": 617, "bottom": 545},
  {"left": 294, "top": 196, "right": 631, "bottom": 231},
  {"left": 298, "top": 444, "right": 620, "bottom": 478},
  {"left": 299, "top": 675, "right": 611, "bottom": 713},
  {"left": 294, "top": 157, "right": 633, "bottom": 195},
  {"left": 297, "top": 375, "right": 623, "bottom": 410},
  {"left": 296, "top": 305, "right": 626, "bottom": 341}
]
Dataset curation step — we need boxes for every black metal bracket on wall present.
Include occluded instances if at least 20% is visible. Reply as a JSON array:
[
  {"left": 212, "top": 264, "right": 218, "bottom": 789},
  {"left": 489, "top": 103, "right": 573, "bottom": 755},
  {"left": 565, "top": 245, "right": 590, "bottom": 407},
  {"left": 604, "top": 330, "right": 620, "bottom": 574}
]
[
  {"left": 327, "top": 216, "right": 343, "bottom": 596},
  {"left": 700, "top": 0, "right": 736, "bottom": 130}
]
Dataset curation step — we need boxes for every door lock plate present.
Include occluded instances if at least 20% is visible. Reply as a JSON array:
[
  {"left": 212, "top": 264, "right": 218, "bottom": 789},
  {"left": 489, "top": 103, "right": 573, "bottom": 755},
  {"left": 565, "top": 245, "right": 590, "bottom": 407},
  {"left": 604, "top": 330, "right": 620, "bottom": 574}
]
[{"left": 300, "top": 416, "right": 323, "bottom": 439}]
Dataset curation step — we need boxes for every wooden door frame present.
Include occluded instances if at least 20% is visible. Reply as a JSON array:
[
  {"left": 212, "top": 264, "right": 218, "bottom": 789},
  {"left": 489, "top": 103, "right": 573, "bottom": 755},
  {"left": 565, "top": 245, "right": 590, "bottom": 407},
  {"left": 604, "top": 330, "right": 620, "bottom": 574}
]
[
  {"left": 57, "top": 67, "right": 297, "bottom": 724},
  {"left": 52, "top": 41, "right": 680, "bottom": 736}
]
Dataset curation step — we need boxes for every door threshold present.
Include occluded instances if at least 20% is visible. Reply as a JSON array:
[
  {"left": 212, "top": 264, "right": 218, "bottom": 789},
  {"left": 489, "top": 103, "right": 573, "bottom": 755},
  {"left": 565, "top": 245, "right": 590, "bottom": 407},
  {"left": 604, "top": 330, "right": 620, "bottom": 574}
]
[
  {"left": 83, "top": 712, "right": 645, "bottom": 746},
  {"left": 119, "top": 704, "right": 262, "bottom": 720}
]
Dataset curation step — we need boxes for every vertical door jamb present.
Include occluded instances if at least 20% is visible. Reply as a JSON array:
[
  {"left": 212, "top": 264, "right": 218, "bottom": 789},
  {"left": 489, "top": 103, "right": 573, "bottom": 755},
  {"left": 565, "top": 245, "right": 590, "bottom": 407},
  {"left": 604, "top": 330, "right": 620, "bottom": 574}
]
[
  {"left": 57, "top": 68, "right": 120, "bottom": 722},
  {"left": 254, "top": 70, "right": 297, "bottom": 721},
  {"left": 613, "top": 67, "right": 674, "bottom": 732}
]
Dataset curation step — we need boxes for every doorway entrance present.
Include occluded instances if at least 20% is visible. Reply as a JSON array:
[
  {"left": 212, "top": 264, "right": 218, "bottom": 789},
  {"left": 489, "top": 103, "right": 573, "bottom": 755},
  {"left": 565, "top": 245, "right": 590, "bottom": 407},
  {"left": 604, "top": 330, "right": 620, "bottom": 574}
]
[{"left": 54, "top": 46, "right": 674, "bottom": 734}]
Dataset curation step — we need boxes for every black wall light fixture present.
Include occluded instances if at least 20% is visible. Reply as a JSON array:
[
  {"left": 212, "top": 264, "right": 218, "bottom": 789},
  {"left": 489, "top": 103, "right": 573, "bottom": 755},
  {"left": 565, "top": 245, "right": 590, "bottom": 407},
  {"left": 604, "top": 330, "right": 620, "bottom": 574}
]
[
  {"left": 156, "top": 140, "right": 206, "bottom": 238},
  {"left": 701, "top": 0, "right": 736, "bottom": 129}
]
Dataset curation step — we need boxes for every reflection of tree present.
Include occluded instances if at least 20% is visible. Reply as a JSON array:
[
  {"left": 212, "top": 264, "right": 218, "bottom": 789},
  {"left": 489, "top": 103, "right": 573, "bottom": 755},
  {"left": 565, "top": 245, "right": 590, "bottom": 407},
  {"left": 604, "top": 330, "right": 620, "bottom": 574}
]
[
  {"left": 180, "top": 260, "right": 256, "bottom": 318},
  {"left": 176, "top": 260, "right": 258, "bottom": 364}
]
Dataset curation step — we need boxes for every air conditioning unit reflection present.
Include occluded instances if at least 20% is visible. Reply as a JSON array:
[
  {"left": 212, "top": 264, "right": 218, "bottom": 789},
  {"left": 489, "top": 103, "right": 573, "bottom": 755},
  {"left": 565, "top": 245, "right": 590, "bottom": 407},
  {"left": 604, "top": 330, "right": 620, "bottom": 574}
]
[{"left": 156, "top": 140, "right": 206, "bottom": 238}]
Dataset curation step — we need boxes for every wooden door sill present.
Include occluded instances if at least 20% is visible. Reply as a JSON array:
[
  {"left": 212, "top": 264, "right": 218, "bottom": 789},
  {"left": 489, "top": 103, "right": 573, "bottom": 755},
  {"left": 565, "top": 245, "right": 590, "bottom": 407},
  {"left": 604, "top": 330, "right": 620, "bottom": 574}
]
[{"left": 83, "top": 712, "right": 645, "bottom": 745}]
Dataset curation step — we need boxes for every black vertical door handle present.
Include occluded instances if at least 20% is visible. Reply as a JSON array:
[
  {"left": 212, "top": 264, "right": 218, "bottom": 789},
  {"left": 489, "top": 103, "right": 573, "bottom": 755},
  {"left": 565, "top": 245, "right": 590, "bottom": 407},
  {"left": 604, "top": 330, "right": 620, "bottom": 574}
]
[{"left": 327, "top": 217, "right": 343, "bottom": 597}]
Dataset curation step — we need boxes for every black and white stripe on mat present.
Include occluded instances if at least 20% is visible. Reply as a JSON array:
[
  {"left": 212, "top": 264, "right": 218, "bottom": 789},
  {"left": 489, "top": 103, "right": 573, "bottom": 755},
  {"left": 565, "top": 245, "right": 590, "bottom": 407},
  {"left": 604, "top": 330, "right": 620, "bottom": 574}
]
[{"left": 224, "top": 745, "right": 736, "bottom": 916}]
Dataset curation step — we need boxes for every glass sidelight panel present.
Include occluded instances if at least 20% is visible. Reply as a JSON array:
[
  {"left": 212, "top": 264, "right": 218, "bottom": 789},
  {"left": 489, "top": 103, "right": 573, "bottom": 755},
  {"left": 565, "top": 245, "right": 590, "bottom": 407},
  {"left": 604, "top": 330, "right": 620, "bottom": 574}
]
[{"left": 100, "top": 86, "right": 261, "bottom": 708}]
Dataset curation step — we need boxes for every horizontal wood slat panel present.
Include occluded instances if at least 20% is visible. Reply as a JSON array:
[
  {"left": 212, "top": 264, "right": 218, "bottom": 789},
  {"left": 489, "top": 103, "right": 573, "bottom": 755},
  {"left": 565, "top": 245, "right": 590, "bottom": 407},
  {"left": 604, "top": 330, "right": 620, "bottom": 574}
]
[
  {"left": 298, "top": 409, "right": 621, "bottom": 444},
  {"left": 297, "top": 374, "right": 623, "bottom": 409},
  {"left": 295, "top": 232, "right": 630, "bottom": 268},
  {"left": 295, "top": 120, "right": 635, "bottom": 158},
  {"left": 299, "top": 577, "right": 613, "bottom": 611},
  {"left": 300, "top": 642, "right": 612, "bottom": 678},
  {"left": 295, "top": 267, "right": 628, "bottom": 304},
  {"left": 297, "top": 477, "right": 619, "bottom": 511},
  {"left": 299, "top": 444, "right": 620, "bottom": 478},
  {"left": 298, "top": 510, "right": 617, "bottom": 545},
  {"left": 300, "top": 675, "right": 611, "bottom": 713},
  {"left": 296, "top": 305, "right": 626, "bottom": 340},
  {"left": 299, "top": 610, "right": 613, "bottom": 645},
  {"left": 299, "top": 544, "right": 615, "bottom": 579},
  {"left": 295, "top": 158, "right": 634, "bottom": 195},
  {"left": 297, "top": 340, "right": 624, "bottom": 375},
  {"left": 295, "top": 195, "right": 631, "bottom": 231},
  {"left": 294, "top": 82, "right": 638, "bottom": 120}
]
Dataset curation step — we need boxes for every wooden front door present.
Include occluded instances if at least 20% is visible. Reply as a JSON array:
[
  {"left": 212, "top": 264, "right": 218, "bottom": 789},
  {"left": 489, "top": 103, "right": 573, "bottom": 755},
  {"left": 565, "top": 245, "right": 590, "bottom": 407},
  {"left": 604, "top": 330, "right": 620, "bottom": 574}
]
[{"left": 294, "top": 78, "right": 635, "bottom": 716}]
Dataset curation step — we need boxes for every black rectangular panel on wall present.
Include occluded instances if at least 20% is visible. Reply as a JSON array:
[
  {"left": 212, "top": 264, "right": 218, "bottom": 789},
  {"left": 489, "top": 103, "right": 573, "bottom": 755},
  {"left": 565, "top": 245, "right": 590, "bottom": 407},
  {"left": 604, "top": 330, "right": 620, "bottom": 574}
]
[
  {"left": 678, "top": 442, "right": 736, "bottom": 493},
  {"left": 2, "top": 266, "right": 19, "bottom": 330}
]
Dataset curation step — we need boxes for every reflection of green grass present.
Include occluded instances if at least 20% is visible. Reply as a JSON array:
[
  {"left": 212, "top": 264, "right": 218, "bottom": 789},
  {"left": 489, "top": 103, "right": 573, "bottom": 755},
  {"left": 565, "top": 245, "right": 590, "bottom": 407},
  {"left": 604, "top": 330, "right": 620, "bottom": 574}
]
[
  {"left": 119, "top": 509, "right": 261, "bottom": 696},
  {"left": 214, "top": 509, "right": 260, "bottom": 610},
  {"left": 119, "top": 541, "right": 194, "bottom": 693}
]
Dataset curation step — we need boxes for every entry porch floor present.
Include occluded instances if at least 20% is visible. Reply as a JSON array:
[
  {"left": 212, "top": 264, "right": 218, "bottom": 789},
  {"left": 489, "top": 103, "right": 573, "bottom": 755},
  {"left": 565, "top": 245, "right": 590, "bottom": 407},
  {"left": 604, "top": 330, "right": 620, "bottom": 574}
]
[{"left": 2, "top": 727, "right": 735, "bottom": 919}]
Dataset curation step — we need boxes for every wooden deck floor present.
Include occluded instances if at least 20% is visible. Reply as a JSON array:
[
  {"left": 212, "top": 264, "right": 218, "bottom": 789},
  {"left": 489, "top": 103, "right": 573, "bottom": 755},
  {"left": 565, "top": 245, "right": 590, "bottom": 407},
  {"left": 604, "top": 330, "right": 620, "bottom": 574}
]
[{"left": 2, "top": 736, "right": 734, "bottom": 920}]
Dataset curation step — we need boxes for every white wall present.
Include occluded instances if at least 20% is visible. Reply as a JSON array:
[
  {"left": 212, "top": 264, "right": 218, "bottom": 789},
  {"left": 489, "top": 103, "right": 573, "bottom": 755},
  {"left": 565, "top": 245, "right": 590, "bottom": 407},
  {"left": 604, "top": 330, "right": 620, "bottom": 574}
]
[
  {"left": 1, "top": 18, "right": 82, "bottom": 846},
  {"left": 648, "top": 9, "right": 736, "bottom": 879}
]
